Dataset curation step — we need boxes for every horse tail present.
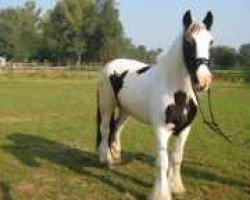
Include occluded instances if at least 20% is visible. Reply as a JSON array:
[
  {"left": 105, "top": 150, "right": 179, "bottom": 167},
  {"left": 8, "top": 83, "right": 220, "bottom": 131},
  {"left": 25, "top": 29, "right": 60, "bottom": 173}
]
[{"left": 96, "top": 91, "right": 102, "bottom": 150}]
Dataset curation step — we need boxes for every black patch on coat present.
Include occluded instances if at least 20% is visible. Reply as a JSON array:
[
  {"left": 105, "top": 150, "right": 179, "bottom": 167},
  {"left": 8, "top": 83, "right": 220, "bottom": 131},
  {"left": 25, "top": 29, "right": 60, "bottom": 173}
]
[
  {"left": 136, "top": 66, "right": 151, "bottom": 75},
  {"left": 182, "top": 38, "right": 199, "bottom": 84},
  {"left": 109, "top": 70, "right": 128, "bottom": 100},
  {"left": 165, "top": 90, "right": 197, "bottom": 135}
]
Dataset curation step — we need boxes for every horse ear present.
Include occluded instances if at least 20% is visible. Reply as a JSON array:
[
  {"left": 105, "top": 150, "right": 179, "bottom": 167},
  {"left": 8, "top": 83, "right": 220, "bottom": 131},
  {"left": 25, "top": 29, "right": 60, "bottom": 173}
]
[
  {"left": 203, "top": 11, "right": 213, "bottom": 30},
  {"left": 183, "top": 10, "right": 192, "bottom": 30}
]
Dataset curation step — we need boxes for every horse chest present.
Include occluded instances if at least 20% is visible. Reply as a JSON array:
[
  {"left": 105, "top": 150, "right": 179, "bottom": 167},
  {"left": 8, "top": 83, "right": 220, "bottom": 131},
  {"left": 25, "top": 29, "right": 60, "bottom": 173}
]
[{"left": 165, "top": 90, "right": 197, "bottom": 135}]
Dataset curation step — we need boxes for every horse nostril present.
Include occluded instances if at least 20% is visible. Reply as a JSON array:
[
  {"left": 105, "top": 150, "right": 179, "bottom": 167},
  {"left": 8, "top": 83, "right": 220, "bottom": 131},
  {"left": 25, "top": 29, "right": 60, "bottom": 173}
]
[
  {"left": 194, "top": 82, "right": 207, "bottom": 92},
  {"left": 199, "top": 85, "right": 206, "bottom": 91}
]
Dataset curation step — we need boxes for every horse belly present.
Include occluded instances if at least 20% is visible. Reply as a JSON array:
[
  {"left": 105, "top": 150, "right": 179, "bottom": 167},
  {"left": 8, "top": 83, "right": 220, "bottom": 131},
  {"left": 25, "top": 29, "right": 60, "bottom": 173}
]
[{"left": 118, "top": 81, "right": 152, "bottom": 124}]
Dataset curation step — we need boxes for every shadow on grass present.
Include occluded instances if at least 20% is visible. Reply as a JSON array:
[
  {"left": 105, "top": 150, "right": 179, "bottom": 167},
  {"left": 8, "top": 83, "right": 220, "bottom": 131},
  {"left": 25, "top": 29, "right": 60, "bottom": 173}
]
[
  {"left": 122, "top": 152, "right": 250, "bottom": 192},
  {"left": 121, "top": 151, "right": 155, "bottom": 167},
  {"left": 183, "top": 164, "right": 250, "bottom": 190},
  {"left": 124, "top": 151, "right": 250, "bottom": 191},
  {"left": 2, "top": 133, "right": 249, "bottom": 199},
  {"left": 0, "top": 179, "right": 15, "bottom": 200},
  {"left": 2, "top": 133, "right": 151, "bottom": 199}
]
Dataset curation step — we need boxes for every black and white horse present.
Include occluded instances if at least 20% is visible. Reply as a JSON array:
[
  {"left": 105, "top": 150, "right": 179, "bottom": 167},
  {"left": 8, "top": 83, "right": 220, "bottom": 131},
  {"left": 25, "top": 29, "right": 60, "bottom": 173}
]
[{"left": 96, "top": 11, "right": 214, "bottom": 200}]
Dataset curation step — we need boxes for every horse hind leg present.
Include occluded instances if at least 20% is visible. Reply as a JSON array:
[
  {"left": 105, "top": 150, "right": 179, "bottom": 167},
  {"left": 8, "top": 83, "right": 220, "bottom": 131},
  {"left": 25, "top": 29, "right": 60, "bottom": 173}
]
[
  {"left": 109, "top": 109, "right": 128, "bottom": 162},
  {"left": 97, "top": 87, "right": 116, "bottom": 167}
]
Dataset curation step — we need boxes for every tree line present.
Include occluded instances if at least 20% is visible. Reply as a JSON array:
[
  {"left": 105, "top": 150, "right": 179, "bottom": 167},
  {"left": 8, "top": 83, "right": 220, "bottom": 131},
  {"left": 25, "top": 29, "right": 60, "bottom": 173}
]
[
  {"left": 0, "top": 0, "right": 162, "bottom": 66},
  {"left": 211, "top": 44, "right": 250, "bottom": 69},
  {"left": 0, "top": 0, "right": 249, "bottom": 68}
]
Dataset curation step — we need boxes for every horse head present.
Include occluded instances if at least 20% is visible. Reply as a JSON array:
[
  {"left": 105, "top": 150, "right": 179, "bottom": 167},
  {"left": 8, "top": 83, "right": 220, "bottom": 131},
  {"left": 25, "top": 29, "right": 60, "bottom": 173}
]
[{"left": 182, "top": 10, "right": 214, "bottom": 92}]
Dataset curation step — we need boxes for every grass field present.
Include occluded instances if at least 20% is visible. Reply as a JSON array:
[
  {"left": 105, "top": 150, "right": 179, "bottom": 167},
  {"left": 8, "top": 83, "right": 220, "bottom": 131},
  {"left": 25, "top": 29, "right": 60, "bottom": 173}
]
[{"left": 0, "top": 74, "right": 249, "bottom": 200}]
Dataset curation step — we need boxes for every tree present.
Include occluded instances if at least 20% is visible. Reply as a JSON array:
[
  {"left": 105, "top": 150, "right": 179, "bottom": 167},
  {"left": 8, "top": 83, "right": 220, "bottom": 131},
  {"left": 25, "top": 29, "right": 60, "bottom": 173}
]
[
  {"left": 41, "top": 0, "right": 97, "bottom": 65},
  {"left": 0, "top": 1, "right": 41, "bottom": 61},
  {"left": 211, "top": 46, "right": 238, "bottom": 69},
  {"left": 0, "top": 14, "right": 14, "bottom": 59},
  {"left": 239, "top": 44, "right": 250, "bottom": 67},
  {"left": 0, "top": 0, "right": 162, "bottom": 65},
  {"left": 122, "top": 40, "right": 162, "bottom": 64},
  {"left": 96, "top": 0, "right": 125, "bottom": 62}
]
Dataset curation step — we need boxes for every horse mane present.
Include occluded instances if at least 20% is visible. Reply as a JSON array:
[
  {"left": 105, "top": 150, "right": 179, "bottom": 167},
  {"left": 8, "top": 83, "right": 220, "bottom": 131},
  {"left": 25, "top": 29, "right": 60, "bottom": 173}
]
[{"left": 155, "top": 23, "right": 207, "bottom": 79}]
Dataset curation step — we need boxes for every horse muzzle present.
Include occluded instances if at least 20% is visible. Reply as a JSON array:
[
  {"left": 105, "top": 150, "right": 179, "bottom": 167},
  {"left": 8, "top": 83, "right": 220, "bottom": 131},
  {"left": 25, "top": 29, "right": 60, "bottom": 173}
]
[{"left": 196, "top": 64, "right": 212, "bottom": 92}]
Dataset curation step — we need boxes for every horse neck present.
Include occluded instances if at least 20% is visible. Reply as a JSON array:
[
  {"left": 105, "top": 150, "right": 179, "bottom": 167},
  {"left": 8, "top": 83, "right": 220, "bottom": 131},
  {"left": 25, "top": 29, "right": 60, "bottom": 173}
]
[{"left": 155, "top": 35, "right": 194, "bottom": 96}]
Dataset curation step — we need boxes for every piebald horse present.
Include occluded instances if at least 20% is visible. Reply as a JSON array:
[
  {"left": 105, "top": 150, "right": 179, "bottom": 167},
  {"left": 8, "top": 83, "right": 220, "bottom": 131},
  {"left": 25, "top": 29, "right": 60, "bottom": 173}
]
[{"left": 96, "top": 11, "right": 214, "bottom": 200}]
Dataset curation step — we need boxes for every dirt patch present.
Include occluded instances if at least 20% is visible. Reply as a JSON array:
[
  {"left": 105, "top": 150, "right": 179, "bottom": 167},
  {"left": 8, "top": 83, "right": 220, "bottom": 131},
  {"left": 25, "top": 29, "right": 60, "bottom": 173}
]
[{"left": 14, "top": 181, "right": 37, "bottom": 198}]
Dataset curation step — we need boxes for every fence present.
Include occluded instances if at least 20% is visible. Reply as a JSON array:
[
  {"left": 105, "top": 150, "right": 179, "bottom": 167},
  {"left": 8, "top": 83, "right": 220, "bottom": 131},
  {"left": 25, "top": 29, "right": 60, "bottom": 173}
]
[
  {"left": 1, "top": 64, "right": 249, "bottom": 83},
  {"left": 0, "top": 64, "right": 101, "bottom": 78}
]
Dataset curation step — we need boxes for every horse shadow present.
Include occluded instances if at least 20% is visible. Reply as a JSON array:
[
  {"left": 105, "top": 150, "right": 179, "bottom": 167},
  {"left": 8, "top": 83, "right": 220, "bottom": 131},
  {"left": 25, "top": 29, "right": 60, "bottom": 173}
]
[
  {"left": 2, "top": 133, "right": 249, "bottom": 199},
  {"left": 125, "top": 152, "right": 250, "bottom": 192},
  {"left": 125, "top": 150, "right": 249, "bottom": 192},
  {"left": 183, "top": 164, "right": 250, "bottom": 191},
  {"left": 2, "top": 133, "right": 152, "bottom": 199},
  {"left": 0, "top": 179, "right": 15, "bottom": 200}
]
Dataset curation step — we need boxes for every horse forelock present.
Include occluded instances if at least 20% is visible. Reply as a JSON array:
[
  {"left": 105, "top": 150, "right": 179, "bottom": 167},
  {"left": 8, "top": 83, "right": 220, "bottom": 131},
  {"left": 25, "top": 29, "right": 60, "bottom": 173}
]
[{"left": 184, "top": 23, "right": 206, "bottom": 42}]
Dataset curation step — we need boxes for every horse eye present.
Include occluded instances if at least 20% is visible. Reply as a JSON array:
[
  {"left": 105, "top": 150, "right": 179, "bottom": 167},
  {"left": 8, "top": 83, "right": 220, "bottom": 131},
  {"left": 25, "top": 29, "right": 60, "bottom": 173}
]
[{"left": 210, "top": 40, "right": 214, "bottom": 45}]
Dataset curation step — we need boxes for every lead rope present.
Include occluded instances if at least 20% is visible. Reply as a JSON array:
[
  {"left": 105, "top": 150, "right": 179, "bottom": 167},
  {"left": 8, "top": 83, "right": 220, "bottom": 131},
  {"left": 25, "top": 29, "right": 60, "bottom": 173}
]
[{"left": 194, "top": 88, "right": 233, "bottom": 144}]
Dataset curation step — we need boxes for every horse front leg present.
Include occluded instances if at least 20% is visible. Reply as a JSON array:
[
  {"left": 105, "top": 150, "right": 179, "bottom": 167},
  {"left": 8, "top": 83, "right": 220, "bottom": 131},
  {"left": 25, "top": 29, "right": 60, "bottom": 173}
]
[
  {"left": 150, "top": 126, "right": 172, "bottom": 200},
  {"left": 169, "top": 126, "right": 191, "bottom": 194}
]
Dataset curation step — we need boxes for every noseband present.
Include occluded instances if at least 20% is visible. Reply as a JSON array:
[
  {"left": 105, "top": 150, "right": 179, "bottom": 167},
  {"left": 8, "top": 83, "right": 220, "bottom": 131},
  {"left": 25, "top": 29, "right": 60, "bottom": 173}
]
[
  {"left": 182, "top": 39, "right": 211, "bottom": 68},
  {"left": 195, "top": 58, "right": 211, "bottom": 68}
]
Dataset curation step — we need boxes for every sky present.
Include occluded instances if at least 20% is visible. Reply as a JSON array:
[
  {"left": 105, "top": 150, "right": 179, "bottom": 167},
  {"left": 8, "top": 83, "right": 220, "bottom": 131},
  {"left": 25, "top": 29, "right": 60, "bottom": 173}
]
[{"left": 0, "top": 0, "right": 249, "bottom": 50}]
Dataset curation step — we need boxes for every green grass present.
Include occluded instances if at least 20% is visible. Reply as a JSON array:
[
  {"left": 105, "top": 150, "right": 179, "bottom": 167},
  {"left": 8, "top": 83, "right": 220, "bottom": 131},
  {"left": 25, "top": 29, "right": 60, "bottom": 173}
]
[
  {"left": 213, "top": 69, "right": 250, "bottom": 83},
  {"left": 0, "top": 75, "right": 249, "bottom": 200}
]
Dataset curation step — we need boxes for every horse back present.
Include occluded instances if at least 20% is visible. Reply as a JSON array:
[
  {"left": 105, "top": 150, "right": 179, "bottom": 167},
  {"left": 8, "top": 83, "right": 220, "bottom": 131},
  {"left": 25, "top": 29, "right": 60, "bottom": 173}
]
[
  {"left": 104, "top": 59, "right": 149, "bottom": 74},
  {"left": 100, "top": 59, "right": 154, "bottom": 124}
]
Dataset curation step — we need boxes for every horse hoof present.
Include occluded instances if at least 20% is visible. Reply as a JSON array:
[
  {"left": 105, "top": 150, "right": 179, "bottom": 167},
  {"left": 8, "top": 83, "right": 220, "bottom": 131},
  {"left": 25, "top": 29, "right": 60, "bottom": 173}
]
[
  {"left": 110, "top": 147, "right": 121, "bottom": 160},
  {"left": 112, "top": 157, "right": 122, "bottom": 164},
  {"left": 171, "top": 185, "right": 186, "bottom": 195},
  {"left": 148, "top": 189, "right": 172, "bottom": 200},
  {"left": 100, "top": 160, "right": 112, "bottom": 168}
]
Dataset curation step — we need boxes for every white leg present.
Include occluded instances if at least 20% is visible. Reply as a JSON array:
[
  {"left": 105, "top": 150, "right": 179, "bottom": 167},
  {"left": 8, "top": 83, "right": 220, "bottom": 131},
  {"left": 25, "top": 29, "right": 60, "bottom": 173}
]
[
  {"left": 169, "top": 126, "right": 191, "bottom": 194},
  {"left": 98, "top": 80, "right": 116, "bottom": 167},
  {"left": 150, "top": 126, "right": 172, "bottom": 200},
  {"left": 110, "top": 110, "right": 128, "bottom": 161},
  {"left": 99, "top": 113, "right": 113, "bottom": 167}
]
